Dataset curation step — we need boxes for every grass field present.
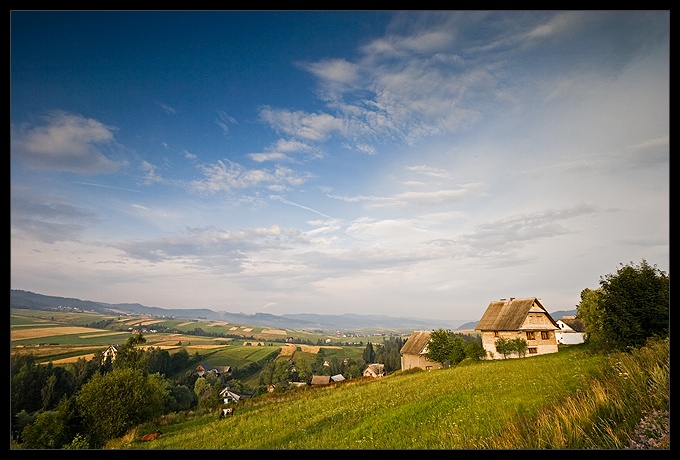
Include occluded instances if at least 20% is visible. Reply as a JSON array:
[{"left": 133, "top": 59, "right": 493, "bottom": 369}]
[{"left": 105, "top": 338, "right": 668, "bottom": 450}]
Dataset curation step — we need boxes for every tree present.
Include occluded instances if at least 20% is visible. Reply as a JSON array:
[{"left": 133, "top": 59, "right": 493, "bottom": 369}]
[
  {"left": 363, "top": 342, "right": 375, "bottom": 363},
  {"left": 449, "top": 336, "right": 467, "bottom": 364},
  {"left": 75, "top": 368, "right": 167, "bottom": 448},
  {"left": 423, "top": 329, "right": 472, "bottom": 366},
  {"left": 113, "top": 333, "right": 148, "bottom": 372},
  {"left": 194, "top": 376, "right": 211, "bottom": 398},
  {"left": 21, "top": 396, "right": 83, "bottom": 449},
  {"left": 464, "top": 341, "right": 486, "bottom": 360},
  {"left": 494, "top": 337, "right": 512, "bottom": 359},
  {"left": 164, "top": 383, "right": 197, "bottom": 413},
  {"left": 511, "top": 338, "right": 528, "bottom": 358},
  {"left": 575, "top": 288, "right": 604, "bottom": 345},
  {"left": 579, "top": 259, "right": 669, "bottom": 351},
  {"left": 423, "top": 329, "right": 455, "bottom": 365}
]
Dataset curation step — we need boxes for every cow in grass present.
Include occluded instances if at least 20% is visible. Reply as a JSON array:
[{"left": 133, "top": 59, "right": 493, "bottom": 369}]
[
  {"left": 141, "top": 430, "right": 162, "bottom": 442},
  {"left": 220, "top": 407, "right": 234, "bottom": 418}
]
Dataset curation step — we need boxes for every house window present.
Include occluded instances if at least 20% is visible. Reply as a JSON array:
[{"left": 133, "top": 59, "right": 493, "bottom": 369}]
[
  {"left": 541, "top": 331, "right": 550, "bottom": 340},
  {"left": 493, "top": 331, "right": 499, "bottom": 338},
  {"left": 528, "top": 347, "right": 537, "bottom": 354},
  {"left": 526, "top": 331, "right": 535, "bottom": 340}
]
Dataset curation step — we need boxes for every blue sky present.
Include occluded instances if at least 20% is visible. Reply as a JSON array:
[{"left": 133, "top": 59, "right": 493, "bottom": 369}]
[{"left": 10, "top": 11, "right": 669, "bottom": 322}]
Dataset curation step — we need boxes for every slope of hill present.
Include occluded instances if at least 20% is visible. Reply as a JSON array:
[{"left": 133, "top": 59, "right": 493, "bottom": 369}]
[
  {"left": 10, "top": 289, "right": 472, "bottom": 332},
  {"left": 105, "top": 339, "right": 669, "bottom": 449}
]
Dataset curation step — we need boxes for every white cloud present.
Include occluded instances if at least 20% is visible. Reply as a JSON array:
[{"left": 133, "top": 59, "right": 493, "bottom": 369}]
[{"left": 11, "top": 111, "right": 122, "bottom": 174}]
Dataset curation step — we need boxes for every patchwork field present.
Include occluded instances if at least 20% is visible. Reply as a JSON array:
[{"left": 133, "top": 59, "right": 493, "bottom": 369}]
[
  {"left": 10, "top": 308, "right": 366, "bottom": 372},
  {"left": 11, "top": 326, "right": 106, "bottom": 341}
]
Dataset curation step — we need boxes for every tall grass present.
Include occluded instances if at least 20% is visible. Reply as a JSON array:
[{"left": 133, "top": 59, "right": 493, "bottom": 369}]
[
  {"left": 106, "top": 339, "right": 668, "bottom": 450},
  {"left": 475, "top": 337, "right": 670, "bottom": 449}
]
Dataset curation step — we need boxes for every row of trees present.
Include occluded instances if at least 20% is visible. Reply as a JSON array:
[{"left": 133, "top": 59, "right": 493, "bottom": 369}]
[{"left": 11, "top": 333, "right": 215, "bottom": 448}]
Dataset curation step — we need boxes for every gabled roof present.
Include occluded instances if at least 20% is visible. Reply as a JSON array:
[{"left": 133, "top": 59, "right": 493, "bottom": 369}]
[
  {"left": 196, "top": 363, "right": 212, "bottom": 371},
  {"left": 475, "top": 297, "right": 559, "bottom": 331},
  {"left": 557, "top": 316, "right": 586, "bottom": 332},
  {"left": 311, "top": 375, "right": 331, "bottom": 385},
  {"left": 364, "top": 363, "right": 385, "bottom": 376},
  {"left": 400, "top": 330, "right": 431, "bottom": 355},
  {"left": 219, "top": 387, "right": 241, "bottom": 398}
]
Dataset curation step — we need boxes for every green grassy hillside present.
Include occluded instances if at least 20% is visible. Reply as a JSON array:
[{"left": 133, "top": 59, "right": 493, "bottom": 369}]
[{"left": 107, "top": 338, "right": 669, "bottom": 449}]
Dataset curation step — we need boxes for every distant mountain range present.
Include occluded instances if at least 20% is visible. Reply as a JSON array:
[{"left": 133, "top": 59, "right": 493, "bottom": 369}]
[{"left": 10, "top": 289, "right": 576, "bottom": 332}]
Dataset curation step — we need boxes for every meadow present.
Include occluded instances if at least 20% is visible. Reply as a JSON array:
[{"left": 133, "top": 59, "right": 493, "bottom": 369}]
[{"left": 105, "top": 338, "right": 668, "bottom": 449}]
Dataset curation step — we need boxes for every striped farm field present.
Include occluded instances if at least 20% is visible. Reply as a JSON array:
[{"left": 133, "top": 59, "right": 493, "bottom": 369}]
[
  {"left": 11, "top": 326, "right": 106, "bottom": 341},
  {"left": 49, "top": 353, "right": 97, "bottom": 364}
]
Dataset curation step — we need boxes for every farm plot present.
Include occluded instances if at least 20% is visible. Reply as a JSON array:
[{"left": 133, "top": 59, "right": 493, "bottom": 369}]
[{"left": 11, "top": 326, "right": 106, "bottom": 341}]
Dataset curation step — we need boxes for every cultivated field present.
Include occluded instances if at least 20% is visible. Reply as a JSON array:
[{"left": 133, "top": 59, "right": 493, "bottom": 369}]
[{"left": 10, "top": 308, "right": 366, "bottom": 370}]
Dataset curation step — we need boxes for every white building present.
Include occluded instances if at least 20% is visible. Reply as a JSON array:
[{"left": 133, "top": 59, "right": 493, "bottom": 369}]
[{"left": 555, "top": 316, "right": 586, "bottom": 345}]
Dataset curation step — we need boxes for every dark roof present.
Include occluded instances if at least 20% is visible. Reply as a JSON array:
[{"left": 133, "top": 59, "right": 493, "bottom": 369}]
[
  {"left": 559, "top": 316, "right": 586, "bottom": 332},
  {"left": 475, "top": 297, "right": 559, "bottom": 331},
  {"left": 400, "top": 330, "right": 431, "bottom": 355}
]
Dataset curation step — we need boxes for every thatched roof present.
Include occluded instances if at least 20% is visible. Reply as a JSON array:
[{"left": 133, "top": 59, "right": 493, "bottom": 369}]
[
  {"left": 366, "top": 363, "right": 384, "bottom": 373},
  {"left": 400, "top": 330, "right": 432, "bottom": 355},
  {"left": 475, "top": 297, "right": 559, "bottom": 331},
  {"left": 559, "top": 316, "right": 586, "bottom": 332},
  {"left": 310, "top": 375, "right": 331, "bottom": 385},
  {"left": 363, "top": 363, "right": 385, "bottom": 377}
]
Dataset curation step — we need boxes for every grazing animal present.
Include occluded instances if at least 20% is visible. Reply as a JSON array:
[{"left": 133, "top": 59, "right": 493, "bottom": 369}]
[
  {"left": 141, "top": 430, "right": 162, "bottom": 442},
  {"left": 221, "top": 407, "right": 234, "bottom": 417}
]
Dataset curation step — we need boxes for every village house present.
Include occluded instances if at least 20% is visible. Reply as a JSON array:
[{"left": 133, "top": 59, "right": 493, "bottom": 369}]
[
  {"left": 219, "top": 387, "right": 242, "bottom": 404},
  {"left": 196, "top": 364, "right": 232, "bottom": 378},
  {"left": 400, "top": 330, "right": 444, "bottom": 371},
  {"left": 475, "top": 297, "right": 560, "bottom": 359},
  {"left": 101, "top": 344, "right": 118, "bottom": 365},
  {"left": 363, "top": 363, "right": 385, "bottom": 378},
  {"left": 555, "top": 316, "right": 586, "bottom": 344}
]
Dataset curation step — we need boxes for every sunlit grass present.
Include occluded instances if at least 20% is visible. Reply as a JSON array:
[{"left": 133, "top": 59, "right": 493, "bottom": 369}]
[{"left": 108, "top": 339, "right": 668, "bottom": 450}]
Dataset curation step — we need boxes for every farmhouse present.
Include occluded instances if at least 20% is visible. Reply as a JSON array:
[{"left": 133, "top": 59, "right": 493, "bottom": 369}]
[
  {"left": 219, "top": 387, "right": 242, "bottom": 404},
  {"left": 400, "top": 330, "right": 444, "bottom": 371},
  {"left": 363, "top": 363, "right": 385, "bottom": 378},
  {"left": 555, "top": 316, "right": 586, "bottom": 344},
  {"left": 195, "top": 364, "right": 231, "bottom": 378},
  {"left": 475, "top": 297, "right": 559, "bottom": 359},
  {"left": 101, "top": 344, "right": 118, "bottom": 365}
]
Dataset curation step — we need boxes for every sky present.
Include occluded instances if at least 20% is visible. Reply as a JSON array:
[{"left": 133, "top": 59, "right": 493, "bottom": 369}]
[{"left": 10, "top": 11, "right": 669, "bottom": 322}]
